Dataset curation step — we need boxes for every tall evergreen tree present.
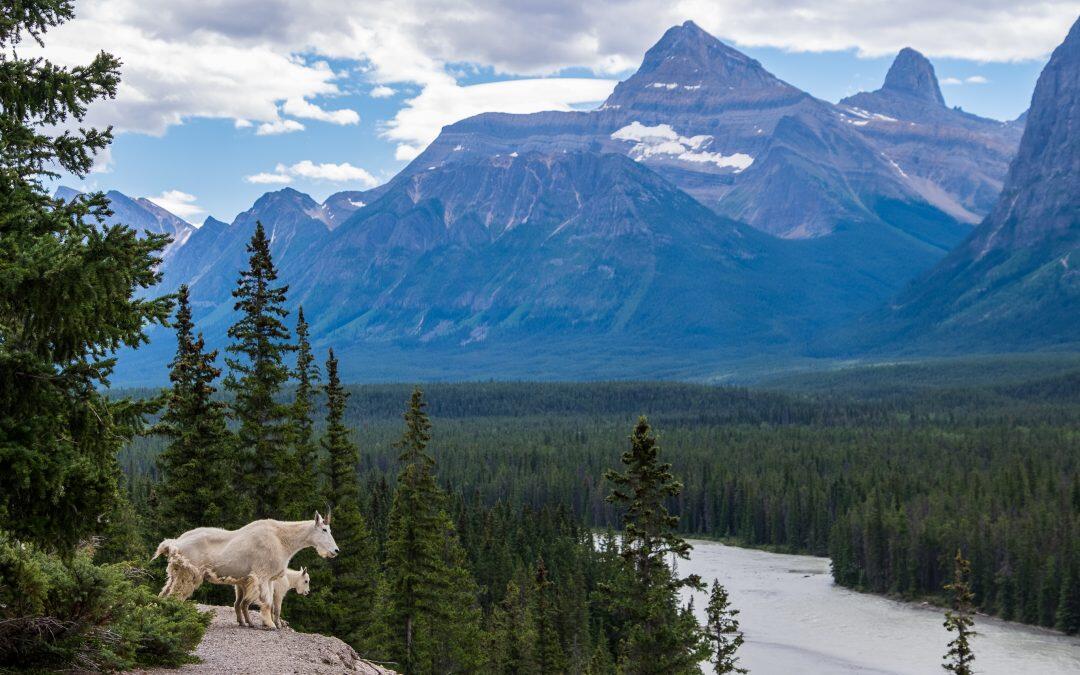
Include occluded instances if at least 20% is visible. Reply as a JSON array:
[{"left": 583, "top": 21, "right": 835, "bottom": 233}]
[
  {"left": 942, "top": 549, "right": 977, "bottom": 675},
  {"left": 286, "top": 306, "right": 320, "bottom": 519},
  {"left": 604, "top": 416, "right": 708, "bottom": 674},
  {"left": 320, "top": 349, "right": 378, "bottom": 646},
  {"left": 704, "top": 580, "right": 747, "bottom": 674},
  {"left": 533, "top": 558, "right": 566, "bottom": 673},
  {"left": 487, "top": 579, "right": 538, "bottom": 673},
  {"left": 0, "top": 0, "right": 172, "bottom": 551},
  {"left": 381, "top": 387, "right": 482, "bottom": 674},
  {"left": 224, "top": 221, "right": 293, "bottom": 518},
  {"left": 1056, "top": 560, "right": 1080, "bottom": 635},
  {"left": 153, "top": 285, "right": 235, "bottom": 535}
]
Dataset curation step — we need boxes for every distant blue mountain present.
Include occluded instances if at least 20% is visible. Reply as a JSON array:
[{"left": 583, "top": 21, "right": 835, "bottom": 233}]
[
  {"left": 105, "top": 19, "right": 1079, "bottom": 385},
  {"left": 848, "top": 16, "right": 1080, "bottom": 353},
  {"left": 55, "top": 187, "right": 195, "bottom": 258}
]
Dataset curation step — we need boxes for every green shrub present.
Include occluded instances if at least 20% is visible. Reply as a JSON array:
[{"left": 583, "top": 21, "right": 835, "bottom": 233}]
[{"left": 0, "top": 532, "right": 209, "bottom": 671}]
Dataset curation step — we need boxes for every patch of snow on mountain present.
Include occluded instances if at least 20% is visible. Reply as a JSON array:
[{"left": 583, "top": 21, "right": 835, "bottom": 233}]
[
  {"left": 611, "top": 122, "right": 753, "bottom": 172},
  {"left": 649, "top": 82, "right": 680, "bottom": 89},
  {"left": 349, "top": 200, "right": 366, "bottom": 208}
]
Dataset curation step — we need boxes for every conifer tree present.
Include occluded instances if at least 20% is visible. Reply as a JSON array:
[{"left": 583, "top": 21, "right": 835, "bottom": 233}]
[
  {"left": 534, "top": 558, "right": 566, "bottom": 673},
  {"left": 1054, "top": 561, "right": 1080, "bottom": 636},
  {"left": 286, "top": 306, "right": 320, "bottom": 519},
  {"left": 942, "top": 549, "right": 977, "bottom": 675},
  {"left": 381, "top": 387, "right": 482, "bottom": 673},
  {"left": 487, "top": 579, "right": 538, "bottom": 673},
  {"left": 604, "top": 416, "right": 708, "bottom": 674},
  {"left": 705, "top": 580, "right": 747, "bottom": 674},
  {"left": 0, "top": 0, "right": 172, "bottom": 551},
  {"left": 153, "top": 285, "right": 235, "bottom": 534},
  {"left": 224, "top": 222, "right": 293, "bottom": 518},
  {"left": 320, "top": 349, "right": 378, "bottom": 647}
]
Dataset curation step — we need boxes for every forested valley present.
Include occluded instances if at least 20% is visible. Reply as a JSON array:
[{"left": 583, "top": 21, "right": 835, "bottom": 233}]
[{"left": 117, "top": 371, "right": 1080, "bottom": 639}]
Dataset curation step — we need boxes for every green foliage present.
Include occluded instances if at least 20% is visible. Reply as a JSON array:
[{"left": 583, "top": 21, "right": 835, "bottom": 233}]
[
  {"left": 705, "top": 580, "right": 746, "bottom": 674},
  {"left": 286, "top": 306, "right": 320, "bottom": 520},
  {"left": 299, "top": 349, "right": 378, "bottom": 648},
  {"left": 604, "top": 416, "right": 707, "bottom": 673},
  {"left": 0, "top": 0, "right": 171, "bottom": 553},
  {"left": 942, "top": 550, "right": 977, "bottom": 675},
  {"left": 0, "top": 532, "right": 209, "bottom": 670},
  {"left": 224, "top": 221, "right": 294, "bottom": 519},
  {"left": 379, "top": 388, "right": 482, "bottom": 673},
  {"left": 153, "top": 285, "right": 237, "bottom": 535}
]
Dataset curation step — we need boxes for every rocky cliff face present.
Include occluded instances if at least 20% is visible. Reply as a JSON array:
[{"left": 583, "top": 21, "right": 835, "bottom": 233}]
[
  {"left": 839, "top": 49, "right": 1023, "bottom": 222},
  {"left": 858, "top": 17, "right": 1079, "bottom": 352}
]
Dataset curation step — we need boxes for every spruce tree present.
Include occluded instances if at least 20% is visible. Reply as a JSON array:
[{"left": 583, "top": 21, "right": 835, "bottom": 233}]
[
  {"left": 381, "top": 387, "right": 482, "bottom": 673},
  {"left": 942, "top": 549, "right": 977, "bottom": 675},
  {"left": 320, "top": 349, "right": 378, "bottom": 647},
  {"left": 487, "top": 579, "right": 538, "bottom": 673},
  {"left": 0, "top": 0, "right": 172, "bottom": 551},
  {"left": 286, "top": 306, "right": 320, "bottom": 519},
  {"left": 604, "top": 416, "right": 708, "bottom": 674},
  {"left": 705, "top": 580, "right": 747, "bottom": 674},
  {"left": 534, "top": 558, "right": 566, "bottom": 673},
  {"left": 224, "top": 221, "right": 293, "bottom": 519},
  {"left": 153, "top": 285, "right": 235, "bottom": 535},
  {"left": 1054, "top": 561, "right": 1080, "bottom": 636}
]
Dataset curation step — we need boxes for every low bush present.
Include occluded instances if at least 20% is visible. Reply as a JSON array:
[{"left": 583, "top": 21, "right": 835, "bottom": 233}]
[{"left": 0, "top": 532, "right": 208, "bottom": 671}]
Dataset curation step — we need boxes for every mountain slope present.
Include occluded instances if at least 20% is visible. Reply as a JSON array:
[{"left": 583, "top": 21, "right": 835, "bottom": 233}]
[
  {"left": 405, "top": 21, "right": 964, "bottom": 245},
  {"left": 839, "top": 48, "right": 1023, "bottom": 223},
  {"left": 856, "top": 17, "right": 1080, "bottom": 352},
  {"left": 55, "top": 186, "right": 195, "bottom": 258}
]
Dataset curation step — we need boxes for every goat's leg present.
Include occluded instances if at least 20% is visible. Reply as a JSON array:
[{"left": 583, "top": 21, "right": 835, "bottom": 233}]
[
  {"left": 233, "top": 586, "right": 245, "bottom": 626},
  {"left": 257, "top": 579, "right": 277, "bottom": 630}
]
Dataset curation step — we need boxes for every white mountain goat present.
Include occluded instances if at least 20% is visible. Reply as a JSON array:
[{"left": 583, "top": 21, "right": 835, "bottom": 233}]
[
  {"left": 154, "top": 513, "right": 337, "bottom": 629},
  {"left": 233, "top": 566, "right": 311, "bottom": 628}
]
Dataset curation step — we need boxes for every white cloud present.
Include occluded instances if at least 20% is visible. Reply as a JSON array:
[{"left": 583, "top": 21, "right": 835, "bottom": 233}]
[
  {"left": 245, "top": 171, "right": 293, "bottom": 184},
  {"left": 256, "top": 119, "right": 306, "bottom": 135},
  {"left": 246, "top": 161, "right": 379, "bottom": 187},
  {"left": 234, "top": 118, "right": 253, "bottom": 128},
  {"left": 28, "top": 0, "right": 1075, "bottom": 145},
  {"left": 147, "top": 190, "right": 204, "bottom": 221},
  {"left": 384, "top": 77, "right": 617, "bottom": 159},
  {"left": 288, "top": 160, "right": 378, "bottom": 186},
  {"left": 940, "top": 74, "right": 991, "bottom": 86},
  {"left": 282, "top": 98, "right": 360, "bottom": 125},
  {"left": 90, "top": 147, "right": 113, "bottom": 174},
  {"left": 370, "top": 85, "right": 397, "bottom": 98}
]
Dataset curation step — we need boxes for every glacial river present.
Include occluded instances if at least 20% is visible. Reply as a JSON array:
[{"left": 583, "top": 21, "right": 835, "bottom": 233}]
[{"left": 679, "top": 540, "right": 1080, "bottom": 674}]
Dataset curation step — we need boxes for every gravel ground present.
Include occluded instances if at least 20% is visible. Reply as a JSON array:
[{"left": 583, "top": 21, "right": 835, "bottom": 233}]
[{"left": 136, "top": 605, "right": 395, "bottom": 674}]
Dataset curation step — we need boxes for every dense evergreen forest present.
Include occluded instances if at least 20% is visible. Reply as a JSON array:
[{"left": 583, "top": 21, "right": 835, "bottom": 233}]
[{"left": 118, "top": 372, "right": 1080, "bottom": 637}]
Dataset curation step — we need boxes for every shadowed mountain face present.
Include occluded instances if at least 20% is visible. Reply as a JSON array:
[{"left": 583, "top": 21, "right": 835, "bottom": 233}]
[
  {"left": 853, "top": 17, "right": 1080, "bottom": 352},
  {"left": 839, "top": 48, "right": 1023, "bottom": 222},
  {"left": 55, "top": 187, "right": 195, "bottom": 258}
]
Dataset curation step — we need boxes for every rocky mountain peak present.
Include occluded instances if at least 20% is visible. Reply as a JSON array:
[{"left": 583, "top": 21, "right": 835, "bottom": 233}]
[
  {"left": 604, "top": 20, "right": 794, "bottom": 109},
  {"left": 881, "top": 47, "right": 945, "bottom": 105}
]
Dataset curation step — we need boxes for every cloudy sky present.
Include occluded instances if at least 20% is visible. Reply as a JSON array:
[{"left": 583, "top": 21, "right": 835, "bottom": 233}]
[{"left": 37, "top": 0, "right": 1080, "bottom": 223}]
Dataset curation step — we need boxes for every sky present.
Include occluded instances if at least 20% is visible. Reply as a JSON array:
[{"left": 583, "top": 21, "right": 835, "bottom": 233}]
[{"left": 32, "top": 0, "right": 1080, "bottom": 224}]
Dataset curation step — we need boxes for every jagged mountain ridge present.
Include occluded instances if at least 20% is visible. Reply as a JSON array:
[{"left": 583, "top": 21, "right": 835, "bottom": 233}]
[
  {"left": 403, "top": 21, "right": 965, "bottom": 244},
  {"left": 839, "top": 48, "right": 1023, "bottom": 222},
  {"left": 55, "top": 186, "right": 196, "bottom": 258},
  {"left": 850, "top": 16, "right": 1080, "bottom": 352}
]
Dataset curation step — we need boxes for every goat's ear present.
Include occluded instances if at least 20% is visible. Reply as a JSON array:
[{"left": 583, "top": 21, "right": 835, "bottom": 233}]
[
  {"left": 314, "top": 511, "right": 324, "bottom": 525},
  {"left": 300, "top": 566, "right": 307, "bottom": 574}
]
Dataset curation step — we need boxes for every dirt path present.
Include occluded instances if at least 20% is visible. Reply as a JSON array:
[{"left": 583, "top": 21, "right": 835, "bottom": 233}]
[{"left": 136, "top": 605, "right": 395, "bottom": 674}]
